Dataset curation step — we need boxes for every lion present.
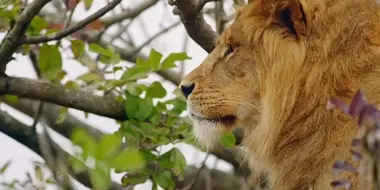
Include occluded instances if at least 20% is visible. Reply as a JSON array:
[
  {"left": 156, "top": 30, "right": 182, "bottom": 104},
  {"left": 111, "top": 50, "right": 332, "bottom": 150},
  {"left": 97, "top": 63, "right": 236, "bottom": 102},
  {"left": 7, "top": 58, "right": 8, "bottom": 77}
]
[{"left": 179, "top": 0, "right": 380, "bottom": 189}]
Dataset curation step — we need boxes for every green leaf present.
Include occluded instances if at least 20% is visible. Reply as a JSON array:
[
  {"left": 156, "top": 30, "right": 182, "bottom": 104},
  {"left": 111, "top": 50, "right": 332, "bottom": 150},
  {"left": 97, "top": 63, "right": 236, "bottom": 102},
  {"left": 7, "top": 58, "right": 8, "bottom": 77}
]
[
  {"left": 141, "top": 150, "right": 158, "bottom": 162},
  {"left": 125, "top": 82, "right": 146, "bottom": 96},
  {"left": 122, "top": 172, "right": 149, "bottom": 186},
  {"left": 157, "top": 148, "right": 186, "bottom": 178},
  {"left": 160, "top": 52, "right": 191, "bottom": 70},
  {"left": 170, "top": 148, "right": 186, "bottom": 177},
  {"left": 155, "top": 101, "right": 167, "bottom": 112},
  {"left": 29, "top": 16, "right": 47, "bottom": 35},
  {"left": 34, "top": 165, "right": 43, "bottom": 182},
  {"left": 45, "top": 178, "right": 56, "bottom": 184},
  {"left": 38, "top": 44, "right": 62, "bottom": 81},
  {"left": 0, "top": 160, "right": 11, "bottom": 174},
  {"left": 148, "top": 49, "right": 163, "bottom": 70},
  {"left": 122, "top": 65, "right": 151, "bottom": 81},
  {"left": 111, "top": 148, "right": 145, "bottom": 172},
  {"left": 124, "top": 95, "right": 139, "bottom": 120},
  {"left": 55, "top": 107, "right": 68, "bottom": 124},
  {"left": 77, "top": 72, "right": 102, "bottom": 83},
  {"left": 4, "top": 95, "right": 18, "bottom": 104},
  {"left": 124, "top": 94, "right": 154, "bottom": 121},
  {"left": 220, "top": 132, "right": 236, "bottom": 148},
  {"left": 149, "top": 111, "right": 161, "bottom": 126},
  {"left": 71, "top": 40, "right": 85, "bottom": 58},
  {"left": 158, "top": 150, "right": 173, "bottom": 169},
  {"left": 90, "top": 162, "right": 111, "bottom": 190},
  {"left": 96, "top": 134, "right": 122, "bottom": 162},
  {"left": 69, "top": 157, "right": 87, "bottom": 174},
  {"left": 65, "top": 81, "right": 80, "bottom": 89},
  {"left": 71, "top": 129, "right": 97, "bottom": 159},
  {"left": 83, "top": 0, "right": 94, "bottom": 10},
  {"left": 153, "top": 171, "right": 175, "bottom": 190},
  {"left": 166, "top": 98, "right": 187, "bottom": 115},
  {"left": 89, "top": 43, "right": 113, "bottom": 57},
  {"left": 146, "top": 81, "right": 167, "bottom": 99}
]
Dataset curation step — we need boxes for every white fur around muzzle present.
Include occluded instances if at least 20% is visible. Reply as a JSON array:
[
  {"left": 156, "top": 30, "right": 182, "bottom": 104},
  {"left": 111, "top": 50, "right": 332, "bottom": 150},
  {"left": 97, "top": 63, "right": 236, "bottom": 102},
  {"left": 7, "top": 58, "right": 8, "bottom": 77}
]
[{"left": 190, "top": 115, "right": 226, "bottom": 150}]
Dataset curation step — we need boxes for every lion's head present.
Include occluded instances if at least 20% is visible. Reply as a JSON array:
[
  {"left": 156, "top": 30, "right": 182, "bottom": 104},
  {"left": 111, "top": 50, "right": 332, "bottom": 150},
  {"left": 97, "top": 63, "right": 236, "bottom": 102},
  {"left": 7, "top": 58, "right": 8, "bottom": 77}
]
[
  {"left": 180, "top": 0, "right": 380, "bottom": 149},
  {"left": 180, "top": 0, "right": 310, "bottom": 148},
  {"left": 180, "top": 0, "right": 380, "bottom": 188}
]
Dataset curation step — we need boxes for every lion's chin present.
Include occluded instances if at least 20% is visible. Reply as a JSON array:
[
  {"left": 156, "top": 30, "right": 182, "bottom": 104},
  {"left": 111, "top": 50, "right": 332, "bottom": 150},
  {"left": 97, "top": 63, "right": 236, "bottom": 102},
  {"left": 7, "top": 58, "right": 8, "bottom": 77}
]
[{"left": 191, "top": 118, "right": 226, "bottom": 150}]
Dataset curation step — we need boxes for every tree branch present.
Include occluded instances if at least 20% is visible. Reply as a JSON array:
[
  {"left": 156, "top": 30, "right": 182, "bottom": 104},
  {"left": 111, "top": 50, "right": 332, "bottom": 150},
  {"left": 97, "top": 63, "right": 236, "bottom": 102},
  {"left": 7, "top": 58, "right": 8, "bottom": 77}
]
[
  {"left": 168, "top": 0, "right": 220, "bottom": 53},
  {"left": 0, "top": 110, "right": 124, "bottom": 190},
  {"left": 2, "top": 98, "right": 104, "bottom": 140},
  {"left": 20, "top": 0, "right": 122, "bottom": 44},
  {"left": 175, "top": 166, "right": 251, "bottom": 190},
  {"left": 102, "top": 0, "right": 159, "bottom": 27},
  {"left": 0, "top": 0, "right": 51, "bottom": 73},
  {"left": 0, "top": 76, "right": 126, "bottom": 120},
  {"left": 128, "top": 21, "right": 181, "bottom": 56}
]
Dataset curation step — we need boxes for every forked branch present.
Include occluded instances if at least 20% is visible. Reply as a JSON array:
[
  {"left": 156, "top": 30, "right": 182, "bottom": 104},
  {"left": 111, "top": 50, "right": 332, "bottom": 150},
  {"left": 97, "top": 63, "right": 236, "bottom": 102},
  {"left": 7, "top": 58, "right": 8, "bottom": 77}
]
[
  {"left": 0, "top": 0, "right": 51, "bottom": 73},
  {"left": 168, "top": 0, "right": 220, "bottom": 53}
]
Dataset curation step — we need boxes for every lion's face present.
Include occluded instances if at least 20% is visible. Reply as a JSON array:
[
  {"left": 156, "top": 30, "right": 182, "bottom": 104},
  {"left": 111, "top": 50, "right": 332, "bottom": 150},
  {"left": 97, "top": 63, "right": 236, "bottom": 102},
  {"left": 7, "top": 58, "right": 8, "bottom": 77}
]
[{"left": 180, "top": 0, "right": 308, "bottom": 148}]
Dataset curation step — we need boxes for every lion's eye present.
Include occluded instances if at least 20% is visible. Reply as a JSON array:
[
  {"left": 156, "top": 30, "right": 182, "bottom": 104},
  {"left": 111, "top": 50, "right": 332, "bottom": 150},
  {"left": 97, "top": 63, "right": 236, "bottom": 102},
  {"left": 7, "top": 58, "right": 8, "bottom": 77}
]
[{"left": 224, "top": 45, "right": 235, "bottom": 58}]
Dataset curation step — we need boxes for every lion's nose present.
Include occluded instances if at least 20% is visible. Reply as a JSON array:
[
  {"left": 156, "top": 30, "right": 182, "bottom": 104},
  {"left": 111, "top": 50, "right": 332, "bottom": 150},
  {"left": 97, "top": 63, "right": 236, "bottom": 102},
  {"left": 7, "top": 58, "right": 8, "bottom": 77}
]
[{"left": 180, "top": 83, "right": 195, "bottom": 99}]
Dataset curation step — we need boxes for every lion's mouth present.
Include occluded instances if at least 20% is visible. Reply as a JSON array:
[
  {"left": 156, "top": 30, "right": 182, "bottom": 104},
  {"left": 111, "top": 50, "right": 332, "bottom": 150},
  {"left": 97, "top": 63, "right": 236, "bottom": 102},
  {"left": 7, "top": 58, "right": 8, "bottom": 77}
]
[{"left": 190, "top": 113, "right": 237, "bottom": 125}]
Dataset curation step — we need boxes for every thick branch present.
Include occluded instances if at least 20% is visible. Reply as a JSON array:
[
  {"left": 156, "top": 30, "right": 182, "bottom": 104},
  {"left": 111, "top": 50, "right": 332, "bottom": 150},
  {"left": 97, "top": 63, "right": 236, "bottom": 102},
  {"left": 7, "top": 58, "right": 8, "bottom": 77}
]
[
  {"left": 0, "top": 0, "right": 51, "bottom": 72},
  {"left": 176, "top": 166, "right": 250, "bottom": 190},
  {"left": 102, "top": 0, "right": 159, "bottom": 26},
  {"left": 2, "top": 98, "right": 104, "bottom": 139},
  {"left": 0, "top": 76, "right": 126, "bottom": 120},
  {"left": 0, "top": 110, "right": 124, "bottom": 190},
  {"left": 20, "top": 0, "right": 122, "bottom": 44},
  {"left": 168, "top": 0, "right": 219, "bottom": 53}
]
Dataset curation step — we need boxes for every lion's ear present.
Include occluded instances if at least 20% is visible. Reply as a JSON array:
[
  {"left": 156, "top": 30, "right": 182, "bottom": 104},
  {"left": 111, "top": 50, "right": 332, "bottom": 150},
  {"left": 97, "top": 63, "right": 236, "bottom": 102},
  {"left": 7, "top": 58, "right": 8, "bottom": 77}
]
[{"left": 275, "top": 0, "right": 307, "bottom": 37}]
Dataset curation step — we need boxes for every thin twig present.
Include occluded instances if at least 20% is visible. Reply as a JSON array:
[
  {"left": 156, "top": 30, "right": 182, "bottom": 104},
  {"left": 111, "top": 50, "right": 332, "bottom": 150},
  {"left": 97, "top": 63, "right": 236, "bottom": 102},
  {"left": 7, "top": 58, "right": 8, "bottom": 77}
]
[
  {"left": 184, "top": 153, "right": 211, "bottom": 190},
  {"left": 127, "top": 21, "right": 181, "bottom": 56},
  {"left": 102, "top": 0, "right": 159, "bottom": 26},
  {"left": 55, "top": 2, "right": 78, "bottom": 47},
  {"left": 110, "top": 19, "right": 135, "bottom": 44},
  {"left": 20, "top": 0, "right": 122, "bottom": 44}
]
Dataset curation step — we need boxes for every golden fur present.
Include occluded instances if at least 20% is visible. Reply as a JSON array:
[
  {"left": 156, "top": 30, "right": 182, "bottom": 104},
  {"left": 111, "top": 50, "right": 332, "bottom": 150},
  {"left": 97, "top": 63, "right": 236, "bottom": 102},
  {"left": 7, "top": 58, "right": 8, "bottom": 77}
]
[{"left": 180, "top": 0, "right": 380, "bottom": 189}]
